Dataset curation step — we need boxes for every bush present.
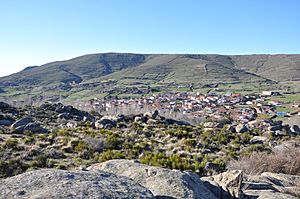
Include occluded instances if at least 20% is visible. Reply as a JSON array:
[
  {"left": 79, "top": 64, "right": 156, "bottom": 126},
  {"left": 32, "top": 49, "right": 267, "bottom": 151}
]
[
  {"left": 184, "top": 138, "right": 197, "bottom": 147},
  {"left": 31, "top": 155, "right": 48, "bottom": 168},
  {"left": 239, "top": 144, "right": 269, "bottom": 157},
  {"left": 97, "top": 150, "right": 125, "bottom": 162},
  {"left": 24, "top": 136, "right": 35, "bottom": 144},
  {"left": 74, "top": 141, "right": 91, "bottom": 152},
  {"left": 3, "top": 138, "right": 19, "bottom": 150},
  {"left": 228, "top": 141, "right": 300, "bottom": 175},
  {"left": 106, "top": 134, "right": 122, "bottom": 150},
  {"left": 57, "top": 129, "right": 71, "bottom": 136},
  {"left": 84, "top": 137, "right": 105, "bottom": 152},
  {"left": 0, "top": 159, "right": 29, "bottom": 178},
  {"left": 140, "top": 152, "right": 204, "bottom": 173}
]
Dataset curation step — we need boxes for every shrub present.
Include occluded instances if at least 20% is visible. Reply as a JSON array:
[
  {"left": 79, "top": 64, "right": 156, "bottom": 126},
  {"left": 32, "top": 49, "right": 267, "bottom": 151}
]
[
  {"left": 238, "top": 132, "right": 252, "bottom": 144},
  {"left": 37, "top": 134, "right": 47, "bottom": 141},
  {"left": 24, "top": 136, "right": 35, "bottom": 144},
  {"left": 31, "top": 155, "right": 48, "bottom": 168},
  {"left": 239, "top": 144, "right": 269, "bottom": 157},
  {"left": 106, "top": 134, "right": 122, "bottom": 150},
  {"left": 97, "top": 150, "right": 125, "bottom": 162},
  {"left": 74, "top": 141, "right": 90, "bottom": 152},
  {"left": 184, "top": 138, "right": 197, "bottom": 147},
  {"left": 0, "top": 159, "right": 29, "bottom": 178},
  {"left": 84, "top": 136, "right": 105, "bottom": 152},
  {"left": 3, "top": 138, "right": 19, "bottom": 150},
  {"left": 165, "top": 127, "right": 192, "bottom": 139},
  {"left": 57, "top": 129, "right": 71, "bottom": 136},
  {"left": 140, "top": 152, "right": 204, "bottom": 173},
  {"left": 99, "top": 129, "right": 113, "bottom": 135},
  {"left": 228, "top": 141, "right": 300, "bottom": 175}
]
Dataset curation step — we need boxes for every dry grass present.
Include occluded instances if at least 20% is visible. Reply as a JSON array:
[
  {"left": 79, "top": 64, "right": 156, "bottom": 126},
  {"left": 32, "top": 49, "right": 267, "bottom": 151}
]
[{"left": 228, "top": 141, "right": 300, "bottom": 175}]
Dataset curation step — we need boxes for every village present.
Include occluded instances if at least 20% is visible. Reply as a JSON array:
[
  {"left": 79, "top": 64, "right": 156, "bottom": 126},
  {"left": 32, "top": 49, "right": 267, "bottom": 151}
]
[{"left": 74, "top": 91, "right": 300, "bottom": 127}]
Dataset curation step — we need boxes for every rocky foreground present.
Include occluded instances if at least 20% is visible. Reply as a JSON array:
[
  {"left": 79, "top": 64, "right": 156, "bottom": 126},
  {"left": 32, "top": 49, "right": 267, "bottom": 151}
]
[
  {"left": 1, "top": 159, "right": 299, "bottom": 199},
  {"left": 0, "top": 102, "right": 300, "bottom": 198}
]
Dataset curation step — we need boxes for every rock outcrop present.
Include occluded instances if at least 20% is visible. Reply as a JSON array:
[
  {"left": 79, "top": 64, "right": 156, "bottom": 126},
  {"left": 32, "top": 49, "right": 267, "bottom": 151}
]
[
  {"left": 11, "top": 117, "right": 33, "bottom": 128},
  {"left": 0, "top": 169, "right": 154, "bottom": 199},
  {"left": 88, "top": 159, "right": 217, "bottom": 199},
  {"left": 95, "top": 116, "right": 117, "bottom": 129},
  {"left": 1, "top": 160, "right": 300, "bottom": 199},
  {"left": 201, "top": 170, "right": 243, "bottom": 198},
  {"left": 202, "top": 170, "right": 300, "bottom": 199}
]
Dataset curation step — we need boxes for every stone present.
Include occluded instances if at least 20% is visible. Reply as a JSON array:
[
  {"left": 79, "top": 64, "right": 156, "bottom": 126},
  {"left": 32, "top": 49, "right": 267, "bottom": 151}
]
[
  {"left": 95, "top": 116, "right": 117, "bottom": 129},
  {"left": 23, "top": 122, "right": 48, "bottom": 133},
  {"left": 0, "top": 169, "right": 154, "bottom": 199},
  {"left": 0, "top": 102, "right": 12, "bottom": 110},
  {"left": 134, "top": 116, "right": 148, "bottom": 123},
  {"left": 242, "top": 172, "right": 300, "bottom": 199},
  {"left": 0, "top": 114, "right": 14, "bottom": 126},
  {"left": 260, "top": 172, "right": 300, "bottom": 187},
  {"left": 151, "top": 110, "right": 159, "bottom": 119},
  {"left": 147, "top": 118, "right": 158, "bottom": 124},
  {"left": 200, "top": 177, "right": 223, "bottom": 199},
  {"left": 61, "top": 146, "right": 73, "bottom": 153},
  {"left": 143, "top": 110, "right": 159, "bottom": 119},
  {"left": 143, "top": 112, "right": 153, "bottom": 118},
  {"left": 227, "top": 125, "right": 236, "bottom": 133},
  {"left": 57, "top": 113, "right": 71, "bottom": 120},
  {"left": 290, "top": 125, "right": 300, "bottom": 135},
  {"left": 66, "top": 121, "right": 78, "bottom": 128},
  {"left": 203, "top": 122, "right": 215, "bottom": 128},
  {"left": 235, "top": 124, "right": 248, "bottom": 133},
  {"left": 250, "top": 136, "right": 268, "bottom": 144},
  {"left": 40, "top": 103, "right": 57, "bottom": 111},
  {"left": 202, "top": 170, "right": 243, "bottom": 198},
  {"left": 0, "top": 119, "right": 13, "bottom": 126},
  {"left": 164, "top": 118, "right": 190, "bottom": 126},
  {"left": 268, "top": 125, "right": 283, "bottom": 132},
  {"left": 88, "top": 159, "right": 217, "bottom": 199},
  {"left": 55, "top": 104, "right": 92, "bottom": 121},
  {"left": 11, "top": 117, "right": 33, "bottom": 128},
  {"left": 274, "top": 130, "right": 287, "bottom": 136},
  {"left": 0, "top": 102, "right": 17, "bottom": 113},
  {"left": 257, "top": 192, "right": 299, "bottom": 199},
  {"left": 83, "top": 115, "right": 95, "bottom": 123}
]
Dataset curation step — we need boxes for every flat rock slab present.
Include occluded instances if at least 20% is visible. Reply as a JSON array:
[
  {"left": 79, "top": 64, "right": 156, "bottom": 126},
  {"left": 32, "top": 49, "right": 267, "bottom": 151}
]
[
  {"left": 88, "top": 159, "right": 217, "bottom": 199},
  {"left": 0, "top": 168, "right": 154, "bottom": 199},
  {"left": 258, "top": 192, "right": 299, "bottom": 199}
]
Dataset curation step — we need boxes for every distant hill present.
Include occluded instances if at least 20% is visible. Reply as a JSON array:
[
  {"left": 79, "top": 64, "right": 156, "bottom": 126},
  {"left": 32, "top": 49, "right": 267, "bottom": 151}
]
[
  {"left": 0, "top": 53, "right": 299, "bottom": 103},
  {"left": 0, "top": 53, "right": 146, "bottom": 86},
  {"left": 231, "top": 54, "right": 300, "bottom": 82}
]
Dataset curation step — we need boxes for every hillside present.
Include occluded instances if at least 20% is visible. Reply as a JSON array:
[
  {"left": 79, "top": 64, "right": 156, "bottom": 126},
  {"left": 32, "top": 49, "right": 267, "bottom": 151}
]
[
  {"left": 231, "top": 54, "right": 300, "bottom": 82},
  {"left": 0, "top": 53, "right": 146, "bottom": 86},
  {"left": 0, "top": 53, "right": 300, "bottom": 103},
  {"left": 97, "top": 54, "right": 278, "bottom": 87}
]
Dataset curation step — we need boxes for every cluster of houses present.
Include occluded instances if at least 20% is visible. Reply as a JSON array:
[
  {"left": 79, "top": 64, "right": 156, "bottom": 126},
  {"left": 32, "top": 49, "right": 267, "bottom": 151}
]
[{"left": 73, "top": 91, "right": 300, "bottom": 124}]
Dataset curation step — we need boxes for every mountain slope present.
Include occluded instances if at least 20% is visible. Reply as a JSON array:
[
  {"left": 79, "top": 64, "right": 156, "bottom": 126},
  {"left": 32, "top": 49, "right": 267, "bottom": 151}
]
[
  {"left": 231, "top": 54, "right": 300, "bottom": 82},
  {"left": 95, "top": 54, "right": 269, "bottom": 85},
  {"left": 0, "top": 53, "right": 146, "bottom": 86},
  {"left": 0, "top": 53, "right": 300, "bottom": 102}
]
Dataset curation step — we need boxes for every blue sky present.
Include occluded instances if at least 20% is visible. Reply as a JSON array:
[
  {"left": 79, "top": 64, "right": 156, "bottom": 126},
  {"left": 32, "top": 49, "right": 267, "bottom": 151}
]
[{"left": 0, "top": 0, "right": 299, "bottom": 77}]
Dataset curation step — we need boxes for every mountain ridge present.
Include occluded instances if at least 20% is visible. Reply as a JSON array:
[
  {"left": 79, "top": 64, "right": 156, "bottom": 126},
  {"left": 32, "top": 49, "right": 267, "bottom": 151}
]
[{"left": 0, "top": 53, "right": 300, "bottom": 102}]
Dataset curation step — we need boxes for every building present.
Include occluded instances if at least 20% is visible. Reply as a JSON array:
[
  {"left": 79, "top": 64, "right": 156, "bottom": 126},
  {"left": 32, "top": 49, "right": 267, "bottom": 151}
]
[{"left": 262, "top": 91, "right": 280, "bottom": 96}]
